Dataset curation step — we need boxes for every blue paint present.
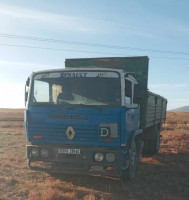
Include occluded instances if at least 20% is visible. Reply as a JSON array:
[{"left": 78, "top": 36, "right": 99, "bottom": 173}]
[
  {"left": 25, "top": 105, "right": 140, "bottom": 176},
  {"left": 125, "top": 108, "right": 140, "bottom": 148},
  {"left": 25, "top": 106, "right": 140, "bottom": 148}
]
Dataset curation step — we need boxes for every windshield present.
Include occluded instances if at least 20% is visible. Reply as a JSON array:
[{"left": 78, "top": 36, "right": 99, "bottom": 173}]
[{"left": 29, "top": 71, "right": 121, "bottom": 107}]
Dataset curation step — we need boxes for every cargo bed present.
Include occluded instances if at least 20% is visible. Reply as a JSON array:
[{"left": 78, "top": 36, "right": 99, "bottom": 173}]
[{"left": 145, "top": 91, "right": 167, "bottom": 128}]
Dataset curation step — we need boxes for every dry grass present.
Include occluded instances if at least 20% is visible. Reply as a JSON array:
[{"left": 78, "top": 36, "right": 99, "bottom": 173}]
[
  {"left": 0, "top": 109, "right": 188, "bottom": 200},
  {"left": 83, "top": 192, "right": 96, "bottom": 200}
]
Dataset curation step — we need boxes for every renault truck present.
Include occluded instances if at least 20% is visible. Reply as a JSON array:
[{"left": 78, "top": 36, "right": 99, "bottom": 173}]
[{"left": 25, "top": 56, "right": 167, "bottom": 180}]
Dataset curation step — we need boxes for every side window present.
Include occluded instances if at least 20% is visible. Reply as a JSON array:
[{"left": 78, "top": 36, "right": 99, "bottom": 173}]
[{"left": 125, "top": 79, "right": 132, "bottom": 104}]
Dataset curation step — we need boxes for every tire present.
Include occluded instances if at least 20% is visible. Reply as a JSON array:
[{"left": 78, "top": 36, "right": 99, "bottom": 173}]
[
  {"left": 154, "top": 125, "right": 160, "bottom": 154},
  {"left": 121, "top": 140, "right": 138, "bottom": 181},
  {"left": 137, "top": 138, "right": 143, "bottom": 165},
  {"left": 143, "top": 124, "right": 160, "bottom": 155}
]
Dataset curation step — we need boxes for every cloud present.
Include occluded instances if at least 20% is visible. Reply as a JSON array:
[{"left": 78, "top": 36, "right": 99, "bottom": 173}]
[
  {"left": 0, "top": 3, "right": 160, "bottom": 39},
  {"left": 114, "top": 23, "right": 157, "bottom": 39},
  {"left": 0, "top": 4, "right": 98, "bottom": 33}
]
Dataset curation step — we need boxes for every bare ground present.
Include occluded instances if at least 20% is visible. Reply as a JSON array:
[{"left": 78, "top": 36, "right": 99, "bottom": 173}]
[{"left": 0, "top": 109, "right": 188, "bottom": 200}]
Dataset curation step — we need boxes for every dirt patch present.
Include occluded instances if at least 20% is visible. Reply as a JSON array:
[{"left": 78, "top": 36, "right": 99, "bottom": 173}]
[{"left": 0, "top": 109, "right": 188, "bottom": 200}]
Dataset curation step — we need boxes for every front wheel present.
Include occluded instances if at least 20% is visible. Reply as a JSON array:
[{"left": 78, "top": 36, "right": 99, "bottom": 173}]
[{"left": 121, "top": 140, "right": 138, "bottom": 181}]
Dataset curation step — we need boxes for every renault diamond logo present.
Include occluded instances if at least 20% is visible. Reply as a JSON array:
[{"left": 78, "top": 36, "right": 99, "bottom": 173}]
[{"left": 66, "top": 126, "right": 75, "bottom": 140}]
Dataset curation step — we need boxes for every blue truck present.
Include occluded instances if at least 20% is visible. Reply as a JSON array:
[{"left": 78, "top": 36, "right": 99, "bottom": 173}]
[{"left": 25, "top": 56, "right": 167, "bottom": 180}]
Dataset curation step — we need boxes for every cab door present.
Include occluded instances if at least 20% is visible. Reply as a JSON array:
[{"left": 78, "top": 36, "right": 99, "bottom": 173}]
[{"left": 124, "top": 76, "right": 140, "bottom": 144}]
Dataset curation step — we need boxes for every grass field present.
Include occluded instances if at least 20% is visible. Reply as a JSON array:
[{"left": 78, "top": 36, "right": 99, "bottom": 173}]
[{"left": 0, "top": 109, "right": 188, "bottom": 200}]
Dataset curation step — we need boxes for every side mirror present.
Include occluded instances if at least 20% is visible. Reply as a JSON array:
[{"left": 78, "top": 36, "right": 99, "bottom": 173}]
[
  {"left": 25, "top": 77, "right": 30, "bottom": 106},
  {"left": 133, "top": 84, "right": 143, "bottom": 104},
  {"left": 25, "top": 89, "right": 28, "bottom": 105},
  {"left": 26, "top": 77, "right": 30, "bottom": 87}
]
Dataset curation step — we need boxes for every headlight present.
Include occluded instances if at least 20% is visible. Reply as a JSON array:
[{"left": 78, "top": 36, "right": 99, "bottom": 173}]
[
  {"left": 31, "top": 148, "right": 39, "bottom": 157},
  {"left": 94, "top": 153, "right": 104, "bottom": 162},
  {"left": 106, "top": 153, "right": 115, "bottom": 162},
  {"left": 40, "top": 149, "right": 49, "bottom": 158}
]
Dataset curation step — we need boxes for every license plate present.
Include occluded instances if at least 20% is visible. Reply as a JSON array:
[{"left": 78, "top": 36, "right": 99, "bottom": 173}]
[
  {"left": 58, "top": 148, "right": 80, "bottom": 154},
  {"left": 91, "top": 166, "right": 103, "bottom": 172}
]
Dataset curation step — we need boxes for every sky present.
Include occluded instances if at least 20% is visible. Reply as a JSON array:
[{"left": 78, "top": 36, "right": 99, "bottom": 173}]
[{"left": 0, "top": 0, "right": 188, "bottom": 110}]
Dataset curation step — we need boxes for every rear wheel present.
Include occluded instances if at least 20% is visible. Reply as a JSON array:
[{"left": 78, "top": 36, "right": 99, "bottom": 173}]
[
  {"left": 154, "top": 125, "right": 160, "bottom": 154},
  {"left": 121, "top": 140, "right": 138, "bottom": 181},
  {"left": 143, "top": 124, "right": 161, "bottom": 155}
]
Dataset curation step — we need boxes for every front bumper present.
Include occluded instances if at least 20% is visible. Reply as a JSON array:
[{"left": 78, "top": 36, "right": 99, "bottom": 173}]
[{"left": 27, "top": 144, "right": 129, "bottom": 177}]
